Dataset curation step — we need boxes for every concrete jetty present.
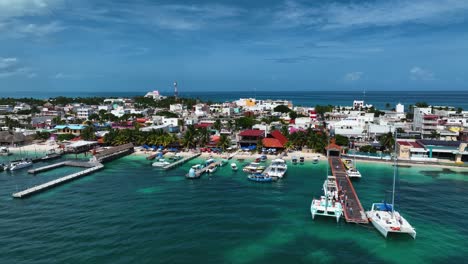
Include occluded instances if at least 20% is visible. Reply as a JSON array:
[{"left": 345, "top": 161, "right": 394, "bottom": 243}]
[
  {"left": 163, "top": 153, "right": 201, "bottom": 170},
  {"left": 13, "top": 163, "right": 104, "bottom": 198},
  {"left": 13, "top": 144, "right": 134, "bottom": 199}
]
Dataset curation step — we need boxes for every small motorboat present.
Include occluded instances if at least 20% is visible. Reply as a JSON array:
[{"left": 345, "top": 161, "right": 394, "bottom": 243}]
[
  {"left": 0, "top": 147, "right": 12, "bottom": 156},
  {"left": 186, "top": 165, "right": 202, "bottom": 179},
  {"left": 299, "top": 156, "right": 305, "bottom": 164},
  {"left": 292, "top": 156, "right": 298, "bottom": 164},
  {"left": 313, "top": 156, "right": 319, "bottom": 164},
  {"left": 152, "top": 159, "right": 170, "bottom": 167},
  {"left": 207, "top": 164, "right": 217, "bottom": 174},
  {"left": 231, "top": 163, "right": 238, "bottom": 171},
  {"left": 248, "top": 173, "right": 273, "bottom": 182}
]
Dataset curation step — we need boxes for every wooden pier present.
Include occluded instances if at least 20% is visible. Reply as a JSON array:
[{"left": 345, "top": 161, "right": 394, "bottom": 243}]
[
  {"left": 13, "top": 163, "right": 104, "bottom": 198},
  {"left": 329, "top": 157, "right": 368, "bottom": 224},
  {"left": 163, "top": 153, "right": 201, "bottom": 170}
]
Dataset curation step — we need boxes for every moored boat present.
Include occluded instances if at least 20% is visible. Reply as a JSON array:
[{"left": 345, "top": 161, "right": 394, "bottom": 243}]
[
  {"left": 310, "top": 176, "right": 342, "bottom": 222},
  {"left": 231, "top": 163, "right": 238, "bottom": 171},
  {"left": 0, "top": 147, "right": 12, "bottom": 156},
  {"left": 242, "top": 162, "right": 265, "bottom": 173},
  {"left": 263, "top": 159, "right": 287, "bottom": 179},
  {"left": 247, "top": 173, "right": 273, "bottom": 182},
  {"left": 152, "top": 159, "right": 171, "bottom": 167},
  {"left": 8, "top": 159, "right": 33, "bottom": 171}
]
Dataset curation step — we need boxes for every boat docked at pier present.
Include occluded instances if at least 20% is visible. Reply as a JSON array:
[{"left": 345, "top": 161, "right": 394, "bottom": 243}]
[
  {"left": 186, "top": 164, "right": 203, "bottom": 179},
  {"left": 263, "top": 159, "right": 287, "bottom": 179},
  {"left": 32, "top": 149, "right": 62, "bottom": 163},
  {"left": 366, "top": 132, "right": 416, "bottom": 239},
  {"left": 152, "top": 159, "right": 170, "bottom": 167},
  {"left": 242, "top": 162, "right": 265, "bottom": 173},
  {"left": 310, "top": 176, "right": 343, "bottom": 222},
  {"left": 8, "top": 159, "right": 33, "bottom": 171}
]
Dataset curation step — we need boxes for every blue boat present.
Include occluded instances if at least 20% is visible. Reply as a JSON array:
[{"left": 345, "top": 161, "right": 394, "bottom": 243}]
[{"left": 248, "top": 173, "right": 273, "bottom": 182}]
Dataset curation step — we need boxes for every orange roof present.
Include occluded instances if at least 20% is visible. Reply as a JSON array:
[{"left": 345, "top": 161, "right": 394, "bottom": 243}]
[
  {"left": 325, "top": 138, "right": 342, "bottom": 150},
  {"left": 239, "top": 130, "right": 265, "bottom": 137},
  {"left": 262, "top": 138, "right": 284, "bottom": 148}
]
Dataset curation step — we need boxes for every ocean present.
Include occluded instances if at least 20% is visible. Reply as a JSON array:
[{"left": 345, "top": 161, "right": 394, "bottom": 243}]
[
  {"left": 1, "top": 152, "right": 467, "bottom": 263},
  {"left": 3, "top": 90, "right": 468, "bottom": 110}
]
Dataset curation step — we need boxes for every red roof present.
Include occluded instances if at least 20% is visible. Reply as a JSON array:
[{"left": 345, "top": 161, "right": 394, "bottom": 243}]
[
  {"left": 195, "top": 123, "right": 212, "bottom": 128},
  {"left": 398, "top": 141, "right": 423, "bottom": 148},
  {"left": 270, "top": 130, "right": 288, "bottom": 145},
  {"left": 239, "top": 129, "right": 265, "bottom": 137},
  {"left": 262, "top": 138, "right": 284, "bottom": 148},
  {"left": 325, "top": 139, "right": 342, "bottom": 150}
]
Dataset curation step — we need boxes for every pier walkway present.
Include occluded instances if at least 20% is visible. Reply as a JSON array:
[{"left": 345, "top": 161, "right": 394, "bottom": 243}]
[
  {"left": 28, "top": 161, "right": 97, "bottom": 174},
  {"left": 185, "top": 161, "right": 221, "bottom": 178},
  {"left": 163, "top": 153, "right": 201, "bottom": 170},
  {"left": 13, "top": 163, "right": 104, "bottom": 198},
  {"left": 329, "top": 157, "right": 368, "bottom": 224},
  {"left": 13, "top": 144, "right": 134, "bottom": 199}
]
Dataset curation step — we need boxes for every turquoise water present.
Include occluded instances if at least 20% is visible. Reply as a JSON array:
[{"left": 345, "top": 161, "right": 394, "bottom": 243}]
[{"left": 1, "top": 154, "right": 467, "bottom": 263}]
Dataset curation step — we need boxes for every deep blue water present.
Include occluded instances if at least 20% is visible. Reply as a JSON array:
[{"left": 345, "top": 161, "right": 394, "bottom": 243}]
[{"left": 3, "top": 90, "right": 468, "bottom": 110}]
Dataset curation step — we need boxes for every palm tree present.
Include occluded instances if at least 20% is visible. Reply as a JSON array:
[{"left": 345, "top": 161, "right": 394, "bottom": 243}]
[
  {"left": 197, "top": 127, "right": 210, "bottom": 147},
  {"left": 183, "top": 125, "right": 197, "bottom": 149},
  {"left": 217, "top": 134, "right": 231, "bottom": 151},
  {"left": 213, "top": 119, "right": 221, "bottom": 131},
  {"left": 379, "top": 132, "right": 394, "bottom": 152}
]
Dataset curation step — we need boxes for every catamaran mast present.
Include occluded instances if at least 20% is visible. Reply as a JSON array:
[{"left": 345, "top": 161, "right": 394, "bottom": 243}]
[{"left": 391, "top": 130, "right": 398, "bottom": 215}]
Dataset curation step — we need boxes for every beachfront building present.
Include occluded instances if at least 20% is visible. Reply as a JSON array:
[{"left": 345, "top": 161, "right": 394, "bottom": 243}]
[
  {"left": 237, "top": 129, "right": 265, "bottom": 148},
  {"left": 397, "top": 139, "right": 468, "bottom": 162},
  {"left": 262, "top": 130, "right": 288, "bottom": 150},
  {"left": 54, "top": 124, "right": 87, "bottom": 136}
]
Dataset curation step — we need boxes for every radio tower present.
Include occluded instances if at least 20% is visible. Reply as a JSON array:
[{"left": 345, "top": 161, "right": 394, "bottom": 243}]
[{"left": 173, "top": 81, "right": 178, "bottom": 99}]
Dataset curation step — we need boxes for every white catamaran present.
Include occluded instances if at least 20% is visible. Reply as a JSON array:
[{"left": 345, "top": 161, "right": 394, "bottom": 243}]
[{"left": 366, "top": 132, "right": 416, "bottom": 239}]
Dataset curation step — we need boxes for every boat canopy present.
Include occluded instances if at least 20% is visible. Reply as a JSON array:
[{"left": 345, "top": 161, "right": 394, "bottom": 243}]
[{"left": 374, "top": 203, "right": 393, "bottom": 211}]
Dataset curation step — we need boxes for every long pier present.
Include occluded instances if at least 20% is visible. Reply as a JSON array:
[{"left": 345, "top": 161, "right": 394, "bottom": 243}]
[
  {"left": 13, "top": 144, "right": 134, "bottom": 199},
  {"left": 163, "top": 153, "right": 201, "bottom": 170},
  {"left": 13, "top": 164, "right": 104, "bottom": 198},
  {"left": 329, "top": 157, "right": 368, "bottom": 224}
]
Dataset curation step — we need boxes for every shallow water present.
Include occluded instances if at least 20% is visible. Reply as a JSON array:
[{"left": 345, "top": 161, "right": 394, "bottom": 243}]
[{"left": 1, "top": 154, "right": 467, "bottom": 264}]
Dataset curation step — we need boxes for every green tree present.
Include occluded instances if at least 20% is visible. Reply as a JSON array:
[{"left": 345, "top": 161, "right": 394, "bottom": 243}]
[
  {"left": 289, "top": 111, "right": 298, "bottom": 119},
  {"left": 235, "top": 117, "right": 256, "bottom": 129},
  {"left": 81, "top": 126, "right": 96, "bottom": 140},
  {"left": 335, "top": 135, "right": 349, "bottom": 146},
  {"left": 379, "top": 132, "right": 395, "bottom": 152},
  {"left": 213, "top": 119, "right": 222, "bottom": 131},
  {"left": 35, "top": 131, "right": 51, "bottom": 141},
  {"left": 217, "top": 134, "right": 231, "bottom": 151},
  {"left": 415, "top": 102, "right": 429, "bottom": 108},
  {"left": 273, "top": 105, "right": 291, "bottom": 113},
  {"left": 360, "top": 145, "right": 376, "bottom": 153},
  {"left": 429, "top": 130, "right": 440, "bottom": 139}
]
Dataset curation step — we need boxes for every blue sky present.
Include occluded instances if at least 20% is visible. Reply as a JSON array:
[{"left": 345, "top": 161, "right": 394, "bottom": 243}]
[{"left": 1, "top": 0, "right": 468, "bottom": 93}]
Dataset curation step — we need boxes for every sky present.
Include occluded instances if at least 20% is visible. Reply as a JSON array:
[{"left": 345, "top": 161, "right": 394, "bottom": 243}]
[{"left": 0, "top": 0, "right": 468, "bottom": 93}]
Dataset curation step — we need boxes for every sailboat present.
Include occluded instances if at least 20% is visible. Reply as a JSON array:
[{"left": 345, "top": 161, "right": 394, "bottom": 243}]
[
  {"left": 366, "top": 132, "right": 416, "bottom": 239},
  {"left": 310, "top": 156, "right": 343, "bottom": 222}
]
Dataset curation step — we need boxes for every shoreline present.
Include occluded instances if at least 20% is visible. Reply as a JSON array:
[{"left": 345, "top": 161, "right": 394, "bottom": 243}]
[{"left": 5, "top": 143, "right": 468, "bottom": 171}]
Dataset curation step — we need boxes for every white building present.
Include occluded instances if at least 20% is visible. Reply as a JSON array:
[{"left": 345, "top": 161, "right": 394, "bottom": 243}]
[
  {"left": 77, "top": 107, "right": 95, "bottom": 120},
  {"left": 144, "top": 90, "right": 166, "bottom": 100},
  {"left": 170, "top": 104, "right": 184, "bottom": 112},
  {"left": 162, "top": 117, "right": 179, "bottom": 127},
  {"left": 194, "top": 104, "right": 208, "bottom": 117},
  {"left": 413, "top": 107, "right": 432, "bottom": 131}
]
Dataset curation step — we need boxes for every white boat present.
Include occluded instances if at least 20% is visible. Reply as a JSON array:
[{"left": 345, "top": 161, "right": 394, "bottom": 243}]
[
  {"left": 312, "top": 156, "right": 319, "bottom": 164},
  {"left": 263, "top": 159, "right": 287, "bottom": 179},
  {"left": 366, "top": 132, "right": 416, "bottom": 239},
  {"left": 242, "top": 162, "right": 265, "bottom": 173},
  {"left": 311, "top": 176, "right": 343, "bottom": 222},
  {"left": 8, "top": 159, "right": 33, "bottom": 171},
  {"left": 347, "top": 168, "right": 362, "bottom": 178},
  {"left": 152, "top": 159, "right": 170, "bottom": 167},
  {"left": 207, "top": 165, "right": 217, "bottom": 174},
  {"left": 0, "top": 147, "right": 12, "bottom": 156},
  {"left": 186, "top": 164, "right": 204, "bottom": 179},
  {"left": 231, "top": 163, "right": 238, "bottom": 171}
]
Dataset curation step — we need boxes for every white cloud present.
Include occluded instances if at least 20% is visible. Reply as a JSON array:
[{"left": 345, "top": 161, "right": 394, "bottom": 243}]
[
  {"left": 0, "top": 57, "right": 35, "bottom": 78},
  {"left": 52, "top": 72, "right": 78, "bottom": 79},
  {"left": 0, "top": 0, "right": 63, "bottom": 21},
  {"left": 344, "top": 72, "right": 363, "bottom": 81},
  {"left": 274, "top": 0, "right": 468, "bottom": 29},
  {"left": 410, "top": 66, "right": 435, "bottom": 81},
  {"left": 17, "top": 21, "right": 65, "bottom": 37}
]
